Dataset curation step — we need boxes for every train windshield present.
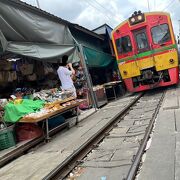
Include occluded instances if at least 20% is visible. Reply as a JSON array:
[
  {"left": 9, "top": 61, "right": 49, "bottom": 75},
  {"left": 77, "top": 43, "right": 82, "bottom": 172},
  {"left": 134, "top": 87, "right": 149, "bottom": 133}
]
[
  {"left": 115, "top": 36, "right": 132, "bottom": 54},
  {"left": 134, "top": 29, "right": 150, "bottom": 53},
  {"left": 136, "top": 32, "right": 149, "bottom": 50},
  {"left": 151, "top": 24, "right": 171, "bottom": 44}
]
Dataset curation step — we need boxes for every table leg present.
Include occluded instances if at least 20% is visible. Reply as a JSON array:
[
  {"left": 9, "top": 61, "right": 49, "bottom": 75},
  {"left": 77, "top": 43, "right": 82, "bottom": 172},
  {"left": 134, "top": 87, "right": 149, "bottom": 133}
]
[
  {"left": 45, "top": 118, "right": 50, "bottom": 142},
  {"left": 76, "top": 107, "right": 79, "bottom": 125},
  {"left": 113, "top": 86, "right": 117, "bottom": 100}
]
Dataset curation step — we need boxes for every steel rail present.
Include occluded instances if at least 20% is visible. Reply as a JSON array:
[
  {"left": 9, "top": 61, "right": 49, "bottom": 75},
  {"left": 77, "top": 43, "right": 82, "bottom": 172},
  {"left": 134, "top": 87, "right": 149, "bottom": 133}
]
[
  {"left": 43, "top": 93, "right": 144, "bottom": 180},
  {"left": 126, "top": 91, "right": 165, "bottom": 180}
]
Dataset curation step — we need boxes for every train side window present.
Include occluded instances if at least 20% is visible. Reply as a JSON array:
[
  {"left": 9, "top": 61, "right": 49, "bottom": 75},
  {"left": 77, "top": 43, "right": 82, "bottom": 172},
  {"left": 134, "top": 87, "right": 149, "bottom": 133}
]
[
  {"left": 151, "top": 24, "right": 171, "bottom": 44},
  {"left": 136, "top": 32, "right": 149, "bottom": 50},
  {"left": 115, "top": 36, "right": 132, "bottom": 54}
]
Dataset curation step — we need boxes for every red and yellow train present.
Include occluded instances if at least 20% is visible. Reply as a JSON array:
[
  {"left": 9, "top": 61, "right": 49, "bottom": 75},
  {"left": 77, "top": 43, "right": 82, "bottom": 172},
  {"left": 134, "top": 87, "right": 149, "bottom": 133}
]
[{"left": 112, "top": 11, "right": 179, "bottom": 92}]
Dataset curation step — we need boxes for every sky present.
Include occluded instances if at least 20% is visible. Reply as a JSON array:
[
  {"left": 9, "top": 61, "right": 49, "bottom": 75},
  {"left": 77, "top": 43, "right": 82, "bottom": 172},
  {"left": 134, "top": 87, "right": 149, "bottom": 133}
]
[{"left": 22, "top": 0, "right": 180, "bottom": 36}]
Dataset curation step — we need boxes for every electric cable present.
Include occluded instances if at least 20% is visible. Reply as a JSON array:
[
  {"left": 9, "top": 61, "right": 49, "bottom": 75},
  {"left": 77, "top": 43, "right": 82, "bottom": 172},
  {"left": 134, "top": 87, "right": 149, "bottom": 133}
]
[
  {"left": 81, "top": 0, "right": 124, "bottom": 24},
  {"left": 161, "top": 0, "right": 176, "bottom": 11},
  {"left": 92, "top": 0, "right": 124, "bottom": 21},
  {"left": 82, "top": 0, "right": 113, "bottom": 22}
]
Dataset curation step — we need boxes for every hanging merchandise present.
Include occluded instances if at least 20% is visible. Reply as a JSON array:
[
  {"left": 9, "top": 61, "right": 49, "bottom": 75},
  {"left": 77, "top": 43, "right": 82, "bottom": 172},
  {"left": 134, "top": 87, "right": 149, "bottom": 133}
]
[
  {"left": 7, "top": 72, "right": 13, "bottom": 82},
  {"left": 44, "top": 62, "right": 54, "bottom": 75},
  {"left": 19, "top": 64, "right": 34, "bottom": 76},
  {"left": 0, "top": 72, "right": 9, "bottom": 83},
  {"left": 11, "top": 71, "right": 17, "bottom": 81},
  {"left": 27, "top": 73, "right": 37, "bottom": 81},
  {"left": 0, "top": 72, "right": 4, "bottom": 83},
  {"left": 0, "top": 60, "right": 12, "bottom": 71},
  {"left": 35, "top": 61, "right": 45, "bottom": 79}
]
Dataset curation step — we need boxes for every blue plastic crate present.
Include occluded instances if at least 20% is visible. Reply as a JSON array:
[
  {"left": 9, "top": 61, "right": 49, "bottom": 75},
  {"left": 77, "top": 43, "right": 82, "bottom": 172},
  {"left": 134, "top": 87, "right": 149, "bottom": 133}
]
[{"left": 48, "top": 115, "right": 65, "bottom": 130}]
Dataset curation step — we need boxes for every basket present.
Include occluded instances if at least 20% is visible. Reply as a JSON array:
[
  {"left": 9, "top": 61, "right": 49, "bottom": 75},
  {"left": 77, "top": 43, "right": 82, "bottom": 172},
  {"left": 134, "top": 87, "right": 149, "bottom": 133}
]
[
  {"left": 0, "top": 125, "right": 16, "bottom": 150},
  {"left": 16, "top": 123, "right": 43, "bottom": 142}
]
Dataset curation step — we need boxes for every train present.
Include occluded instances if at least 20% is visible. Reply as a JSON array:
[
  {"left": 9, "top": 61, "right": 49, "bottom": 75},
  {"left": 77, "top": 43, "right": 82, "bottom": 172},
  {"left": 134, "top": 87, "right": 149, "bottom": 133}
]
[{"left": 112, "top": 11, "right": 179, "bottom": 92}]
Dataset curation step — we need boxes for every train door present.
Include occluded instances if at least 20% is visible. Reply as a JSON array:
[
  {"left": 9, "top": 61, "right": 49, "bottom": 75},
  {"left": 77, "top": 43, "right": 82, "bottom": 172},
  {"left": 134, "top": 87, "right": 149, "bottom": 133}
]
[
  {"left": 133, "top": 28, "right": 150, "bottom": 54},
  {"left": 133, "top": 28, "right": 155, "bottom": 69}
]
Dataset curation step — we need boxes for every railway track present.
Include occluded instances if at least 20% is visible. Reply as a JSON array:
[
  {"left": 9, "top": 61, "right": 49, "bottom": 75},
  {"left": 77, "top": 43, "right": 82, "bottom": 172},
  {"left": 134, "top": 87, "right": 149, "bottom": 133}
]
[{"left": 42, "top": 90, "right": 164, "bottom": 180}]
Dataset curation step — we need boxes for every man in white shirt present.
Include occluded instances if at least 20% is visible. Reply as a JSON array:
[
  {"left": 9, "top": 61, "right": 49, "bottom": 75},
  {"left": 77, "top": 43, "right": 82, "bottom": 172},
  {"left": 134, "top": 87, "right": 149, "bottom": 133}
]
[{"left": 57, "top": 55, "right": 76, "bottom": 97}]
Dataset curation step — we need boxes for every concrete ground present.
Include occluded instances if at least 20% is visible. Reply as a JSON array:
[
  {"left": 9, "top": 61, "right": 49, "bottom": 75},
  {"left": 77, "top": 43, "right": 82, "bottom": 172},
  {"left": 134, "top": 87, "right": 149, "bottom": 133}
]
[
  {"left": 0, "top": 95, "right": 136, "bottom": 180},
  {"left": 75, "top": 91, "right": 163, "bottom": 180},
  {"left": 137, "top": 85, "right": 180, "bottom": 180},
  {"left": 0, "top": 108, "right": 96, "bottom": 161}
]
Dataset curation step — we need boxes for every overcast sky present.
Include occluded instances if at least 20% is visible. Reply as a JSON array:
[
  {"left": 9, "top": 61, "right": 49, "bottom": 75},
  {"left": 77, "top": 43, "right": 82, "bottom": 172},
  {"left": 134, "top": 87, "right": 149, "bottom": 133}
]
[{"left": 22, "top": 0, "right": 180, "bottom": 36}]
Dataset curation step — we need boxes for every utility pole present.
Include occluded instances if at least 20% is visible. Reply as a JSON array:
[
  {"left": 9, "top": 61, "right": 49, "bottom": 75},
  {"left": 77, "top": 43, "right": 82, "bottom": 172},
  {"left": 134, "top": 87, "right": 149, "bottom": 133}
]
[
  {"left": 35, "top": 0, "right": 40, "bottom": 8},
  {"left": 147, "top": 0, "right": 150, "bottom": 12},
  {"left": 177, "top": 20, "right": 180, "bottom": 45},
  {"left": 179, "top": 20, "right": 180, "bottom": 37}
]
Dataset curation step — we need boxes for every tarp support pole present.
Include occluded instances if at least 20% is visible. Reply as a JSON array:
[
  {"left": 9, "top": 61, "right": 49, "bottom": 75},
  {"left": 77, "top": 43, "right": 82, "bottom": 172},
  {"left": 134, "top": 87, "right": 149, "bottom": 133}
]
[{"left": 79, "top": 44, "right": 98, "bottom": 110}]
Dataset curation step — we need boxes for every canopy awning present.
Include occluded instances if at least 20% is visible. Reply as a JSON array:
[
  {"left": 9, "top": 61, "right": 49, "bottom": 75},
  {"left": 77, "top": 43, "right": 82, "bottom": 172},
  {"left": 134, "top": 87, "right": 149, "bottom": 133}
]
[
  {"left": 83, "top": 46, "right": 117, "bottom": 69},
  {"left": 0, "top": 0, "right": 77, "bottom": 61}
]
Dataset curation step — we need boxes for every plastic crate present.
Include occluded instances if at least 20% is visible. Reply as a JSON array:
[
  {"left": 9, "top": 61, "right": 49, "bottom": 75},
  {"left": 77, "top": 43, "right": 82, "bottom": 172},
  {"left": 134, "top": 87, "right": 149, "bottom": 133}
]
[
  {"left": 0, "top": 126, "right": 16, "bottom": 150},
  {"left": 48, "top": 115, "right": 65, "bottom": 130}
]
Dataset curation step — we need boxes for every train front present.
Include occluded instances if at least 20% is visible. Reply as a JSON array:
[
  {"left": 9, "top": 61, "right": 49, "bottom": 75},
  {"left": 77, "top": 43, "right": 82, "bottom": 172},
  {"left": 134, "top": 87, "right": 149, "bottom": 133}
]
[{"left": 112, "top": 11, "right": 179, "bottom": 92}]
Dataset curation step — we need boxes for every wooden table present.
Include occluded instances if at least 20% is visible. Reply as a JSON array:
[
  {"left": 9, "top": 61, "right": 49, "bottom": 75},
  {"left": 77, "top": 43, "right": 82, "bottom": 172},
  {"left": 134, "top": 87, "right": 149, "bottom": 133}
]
[
  {"left": 103, "top": 81, "right": 122, "bottom": 100},
  {"left": 19, "top": 99, "right": 84, "bottom": 141}
]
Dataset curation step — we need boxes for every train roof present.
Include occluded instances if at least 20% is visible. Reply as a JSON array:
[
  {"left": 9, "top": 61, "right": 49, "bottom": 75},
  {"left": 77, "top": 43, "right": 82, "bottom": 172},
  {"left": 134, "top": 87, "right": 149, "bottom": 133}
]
[{"left": 112, "top": 11, "right": 171, "bottom": 35}]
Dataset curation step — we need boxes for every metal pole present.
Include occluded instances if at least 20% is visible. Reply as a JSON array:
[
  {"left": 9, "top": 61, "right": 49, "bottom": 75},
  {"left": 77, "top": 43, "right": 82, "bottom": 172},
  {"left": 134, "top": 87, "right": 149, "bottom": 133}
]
[
  {"left": 178, "top": 20, "right": 180, "bottom": 45},
  {"left": 79, "top": 44, "right": 97, "bottom": 109},
  {"left": 179, "top": 20, "right": 180, "bottom": 37}
]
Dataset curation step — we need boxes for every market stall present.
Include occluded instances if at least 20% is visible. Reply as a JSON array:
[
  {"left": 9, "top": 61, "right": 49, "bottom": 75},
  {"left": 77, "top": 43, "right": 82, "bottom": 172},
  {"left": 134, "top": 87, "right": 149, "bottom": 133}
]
[
  {"left": 0, "top": 0, "right": 123, "bottom": 153},
  {"left": 20, "top": 97, "right": 84, "bottom": 140},
  {"left": 92, "top": 85, "right": 108, "bottom": 108},
  {"left": 83, "top": 46, "right": 124, "bottom": 105},
  {"left": 103, "top": 80, "right": 124, "bottom": 100},
  {"left": 0, "top": 0, "right": 97, "bottom": 110},
  {"left": 0, "top": 0, "right": 95, "bottom": 151},
  {"left": 0, "top": 88, "right": 85, "bottom": 150}
]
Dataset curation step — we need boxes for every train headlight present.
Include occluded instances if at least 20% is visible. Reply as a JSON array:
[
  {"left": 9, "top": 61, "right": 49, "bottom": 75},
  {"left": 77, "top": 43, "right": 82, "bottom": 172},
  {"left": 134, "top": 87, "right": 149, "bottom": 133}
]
[
  {"left": 138, "top": 15, "right": 142, "bottom": 20},
  {"left": 169, "top": 59, "right": 174, "bottom": 64},
  {"left": 130, "top": 18, "right": 135, "bottom": 23},
  {"left": 129, "top": 11, "right": 145, "bottom": 25}
]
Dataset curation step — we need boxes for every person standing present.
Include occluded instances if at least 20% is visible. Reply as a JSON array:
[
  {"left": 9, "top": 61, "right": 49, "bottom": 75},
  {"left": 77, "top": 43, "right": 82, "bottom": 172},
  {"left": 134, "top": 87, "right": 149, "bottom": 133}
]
[{"left": 57, "top": 55, "right": 76, "bottom": 97}]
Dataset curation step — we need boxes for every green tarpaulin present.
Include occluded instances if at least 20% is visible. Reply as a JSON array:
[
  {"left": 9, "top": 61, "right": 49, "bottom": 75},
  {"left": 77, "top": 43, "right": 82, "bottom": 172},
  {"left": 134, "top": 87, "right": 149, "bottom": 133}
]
[
  {"left": 83, "top": 46, "right": 117, "bottom": 69},
  {"left": 4, "top": 99, "right": 45, "bottom": 123}
]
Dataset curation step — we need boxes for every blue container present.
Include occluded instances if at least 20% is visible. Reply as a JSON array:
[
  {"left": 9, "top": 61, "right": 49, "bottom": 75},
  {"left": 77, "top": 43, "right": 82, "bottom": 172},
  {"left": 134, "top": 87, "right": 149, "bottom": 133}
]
[{"left": 48, "top": 115, "right": 65, "bottom": 130}]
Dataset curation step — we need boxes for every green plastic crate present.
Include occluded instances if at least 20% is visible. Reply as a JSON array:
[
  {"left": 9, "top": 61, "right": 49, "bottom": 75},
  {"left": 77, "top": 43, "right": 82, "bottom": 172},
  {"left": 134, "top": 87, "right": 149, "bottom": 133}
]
[{"left": 0, "top": 126, "right": 16, "bottom": 150}]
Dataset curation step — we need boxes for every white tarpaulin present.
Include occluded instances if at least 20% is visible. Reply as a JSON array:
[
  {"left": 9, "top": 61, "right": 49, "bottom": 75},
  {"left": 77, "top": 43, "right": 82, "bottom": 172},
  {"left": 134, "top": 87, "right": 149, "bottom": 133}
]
[{"left": 0, "top": 0, "right": 77, "bottom": 61}]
